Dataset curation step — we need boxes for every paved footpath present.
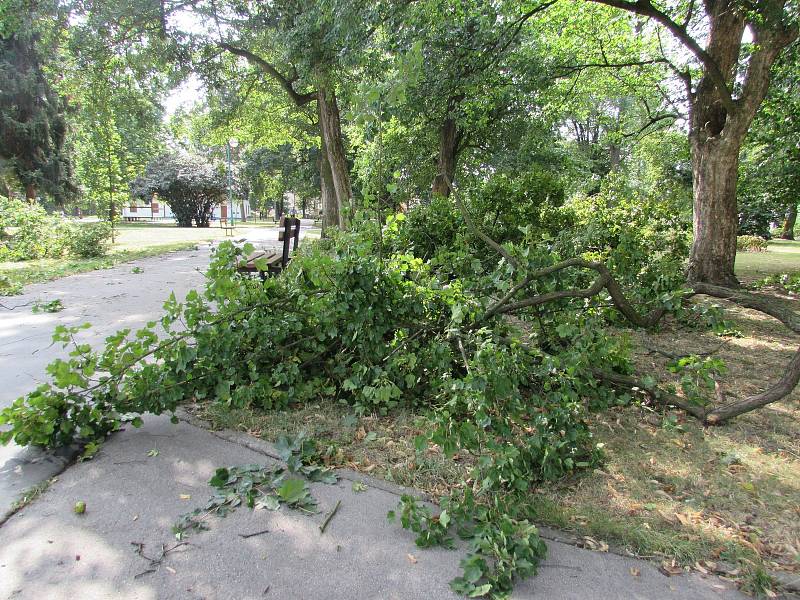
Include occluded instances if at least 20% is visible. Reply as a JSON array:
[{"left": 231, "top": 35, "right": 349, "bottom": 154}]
[
  {"left": 0, "top": 414, "right": 746, "bottom": 600},
  {"left": 0, "top": 230, "right": 752, "bottom": 599}
]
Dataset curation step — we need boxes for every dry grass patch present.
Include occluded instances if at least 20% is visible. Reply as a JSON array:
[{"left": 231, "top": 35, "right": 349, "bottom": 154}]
[
  {"left": 188, "top": 402, "right": 471, "bottom": 499},
  {"left": 531, "top": 303, "right": 799, "bottom": 586}
]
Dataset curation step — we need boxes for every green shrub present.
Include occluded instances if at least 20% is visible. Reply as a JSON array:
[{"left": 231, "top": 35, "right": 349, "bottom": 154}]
[
  {"left": 470, "top": 168, "right": 569, "bottom": 245},
  {"left": 0, "top": 196, "right": 65, "bottom": 261},
  {"left": 563, "top": 178, "right": 691, "bottom": 308},
  {"left": 67, "top": 222, "right": 112, "bottom": 258},
  {"left": 0, "top": 197, "right": 112, "bottom": 261},
  {"left": 736, "top": 235, "right": 768, "bottom": 252}
]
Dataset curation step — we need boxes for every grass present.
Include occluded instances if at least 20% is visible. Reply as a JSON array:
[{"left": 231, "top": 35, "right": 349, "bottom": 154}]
[
  {"left": 189, "top": 402, "right": 469, "bottom": 498},
  {"left": 736, "top": 239, "right": 800, "bottom": 282},
  {"left": 4, "top": 478, "right": 55, "bottom": 521},
  {"left": 529, "top": 306, "right": 799, "bottom": 589},
  {"left": 110, "top": 220, "right": 280, "bottom": 251}
]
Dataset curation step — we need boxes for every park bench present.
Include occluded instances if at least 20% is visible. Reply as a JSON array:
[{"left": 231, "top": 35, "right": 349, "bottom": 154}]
[
  {"left": 237, "top": 216, "right": 301, "bottom": 278},
  {"left": 220, "top": 218, "right": 236, "bottom": 236}
]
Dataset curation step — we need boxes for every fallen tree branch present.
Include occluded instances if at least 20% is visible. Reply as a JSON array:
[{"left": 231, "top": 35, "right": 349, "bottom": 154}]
[
  {"left": 493, "top": 258, "right": 800, "bottom": 424},
  {"left": 485, "top": 257, "right": 671, "bottom": 328},
  {"left": 440, "top": 174, "right": 519, "bottom": 270},
  {"left": 596, "top": 284, "right": 800, "bottom": 424},
  {"left": 591, "top": 369, "right": 707, "bottom": 421}
]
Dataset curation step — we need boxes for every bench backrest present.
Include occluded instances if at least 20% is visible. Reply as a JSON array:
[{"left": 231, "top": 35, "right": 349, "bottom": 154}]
[{"left": 278, "top": 216, "right": 301, "bottom": 267}]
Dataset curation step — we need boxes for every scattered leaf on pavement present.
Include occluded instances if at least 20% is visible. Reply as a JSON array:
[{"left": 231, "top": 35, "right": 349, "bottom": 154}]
[{"left": 659, "top": 560, "right": 683, "bottom": 577}]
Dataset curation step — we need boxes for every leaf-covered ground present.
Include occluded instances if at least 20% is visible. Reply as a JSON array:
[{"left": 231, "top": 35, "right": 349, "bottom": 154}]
[{"left": 192, "top": 296, "right": 800, "bottom": 592}]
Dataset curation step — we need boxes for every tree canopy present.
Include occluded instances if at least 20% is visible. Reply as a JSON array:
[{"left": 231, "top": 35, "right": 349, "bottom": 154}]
[{"left": 130, "top": 152, "right": 226, "bottom": 227}]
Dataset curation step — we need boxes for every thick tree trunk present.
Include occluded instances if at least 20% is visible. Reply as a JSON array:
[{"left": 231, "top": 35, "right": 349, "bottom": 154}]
[
  {"left": 318, "top": 143, "right": 338, "bottom": 234},
  {"left": 431, "top": 116, "right": 460, "bottom": 198},
  {"left": 686, "top": 135, "right": 741, "bottom": 287},
  {"left": 317, "top": 86, "right": 350, "bottom": 228},
  {"left": 780, "top": 204, "right": 797, "bottom": 240},
  {"left": 25, "top": 183, "right": 36, "bottom": 203},
  {"left": 587, "top": 0, "right": 797, "bottom": 286}
]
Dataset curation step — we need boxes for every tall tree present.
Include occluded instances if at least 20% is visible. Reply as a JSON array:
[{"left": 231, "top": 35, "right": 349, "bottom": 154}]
[
  {"left": 388, "top": 0, "right": 554, "bottom": 199},
  {"left": 587, "top": 0, "right": 798, "bottom": 285},
  {"left": 0, "top": 0, "right": 74, "bottom": 203},
  {"left": 63, "top": 20, "right": 167, "bottom": 227},
  {"left": 198, "top": 0, "right": 394, "bottom": 229}
]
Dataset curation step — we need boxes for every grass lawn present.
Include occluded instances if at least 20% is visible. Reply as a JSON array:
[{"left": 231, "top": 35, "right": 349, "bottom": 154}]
[
  {"left": 110, "top": 220, "right": 279, "bottom": 251},
  {"left": 0, "top": 220, "right": 320, "bottom": 294},
  {"left": 736, "top": 239, "right": 800, "bottom": 282}
]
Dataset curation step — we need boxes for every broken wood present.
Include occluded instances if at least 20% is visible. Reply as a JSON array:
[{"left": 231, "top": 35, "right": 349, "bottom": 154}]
[{"left": 319, "top": 499, "right": 341, "bottom": 534}]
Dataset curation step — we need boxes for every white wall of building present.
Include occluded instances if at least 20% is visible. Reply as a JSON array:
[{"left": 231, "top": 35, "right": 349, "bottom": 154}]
[{"left": 122, "top": 199, "right": 251, "bottom": 222}]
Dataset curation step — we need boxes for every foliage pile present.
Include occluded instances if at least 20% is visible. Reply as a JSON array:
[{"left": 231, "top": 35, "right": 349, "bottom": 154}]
[
  {"left": 0, "top": 191, "right": 693, "bottom": 596},
  {"left": 174, "top": 432, "right": 338, "bottom": 538},
  {"left": 0, "top": 196, "right": 111, "bottom": 261}
]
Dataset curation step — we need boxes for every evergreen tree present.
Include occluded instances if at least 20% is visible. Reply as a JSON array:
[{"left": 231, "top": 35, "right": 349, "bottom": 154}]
[{"left": 0, "top": 3, "right": 74, "bottom": 203}]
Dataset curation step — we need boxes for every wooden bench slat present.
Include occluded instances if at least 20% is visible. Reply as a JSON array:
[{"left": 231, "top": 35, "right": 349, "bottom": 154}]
[{"left": 236, "top": 217, "right": 300, "bottom": 278}]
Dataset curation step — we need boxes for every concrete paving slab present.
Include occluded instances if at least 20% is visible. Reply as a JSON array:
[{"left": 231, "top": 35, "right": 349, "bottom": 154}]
[{"left": 0, "top": 415, "right": 747, "bottom": 600}]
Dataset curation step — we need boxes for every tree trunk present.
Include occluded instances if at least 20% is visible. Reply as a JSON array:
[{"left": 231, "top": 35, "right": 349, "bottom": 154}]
[
  {"left": 431, "top": 116, "right": 460, "bottom": 198},
  {"left": 317, "top": 86, "right": 350, "bottom": 228},
  {"left": 608, "top": 143, "right": 621, "bottom": 172},
  {"left": 780, "top": 204, "right": 797, "bottom": 240},
  {"left": 686, "top": 135, "right": 741, "bottom": 287},
  {"left": 587, "top": 0, "right": 797, "bottom": 286},
  {"left": 25, "top": 183, "right": 36, "bottom": 203},
  {"left": 319, "top": 143, "right": 338, "bottom": 234}
]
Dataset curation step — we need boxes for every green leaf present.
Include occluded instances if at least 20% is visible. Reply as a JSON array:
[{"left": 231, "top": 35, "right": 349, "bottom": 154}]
[
  {"left": 256, "top": 495, "right": 281, "bottom": 511},
  {"left": 469, "top": 583, "right": 492, "bottom": 597},
  {"left": 277, "top": 478, "right": 308, "bottom": 504},
  {"left": 209, "top": 468, "right": 230, "bottom": 488}
]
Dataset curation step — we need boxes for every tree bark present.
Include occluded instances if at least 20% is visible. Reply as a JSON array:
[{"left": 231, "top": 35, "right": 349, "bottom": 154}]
[
  {"left": 25, "top": 183, "right": 36, "bottom": 203},
  {"left": 317, "top": 86, "right": 350, "bottom": 228},
  {"left": 431, "top": 115, "right": 461, "bottom": 198},
  {"left": 318, "top": 142, "right": 338, "bottom": 234},
  {"left": 686, "top": 135, "right": 741, "bottom": 287},
  {"left": 780, "top": 204, "right": 797, "bottom": 240}
]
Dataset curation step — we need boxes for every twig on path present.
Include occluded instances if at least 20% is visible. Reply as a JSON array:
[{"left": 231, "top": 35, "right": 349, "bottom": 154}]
[
  {"left": 239, "top": 528, "right": 270, "bottom": 539},
  {"left": 0, "top": 300, "right": 34, "bottom": 311},
  {"left": 319, "top": 499, "right": 341, "bottom": 534},
  {"left": 131, "top": 540, "right": 192, "bottom": 578}
]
